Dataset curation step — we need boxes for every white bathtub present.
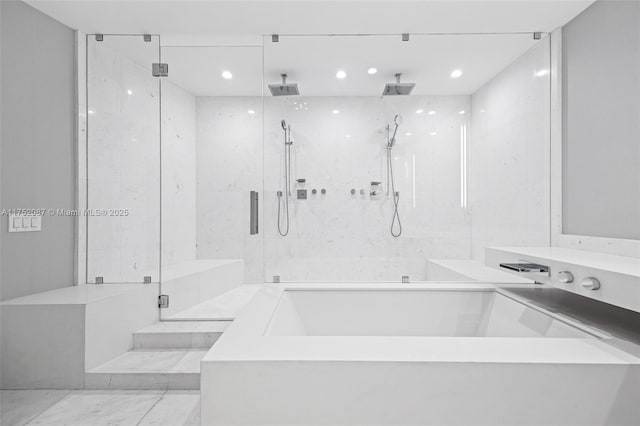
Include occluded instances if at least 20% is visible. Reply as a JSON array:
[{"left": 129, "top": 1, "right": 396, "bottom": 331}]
[
  {"left": 266, "top": 289, "right": 589, "bottom": 338},
  {"left": 202, "top": 283, "right": 640, "bottom": 425}
]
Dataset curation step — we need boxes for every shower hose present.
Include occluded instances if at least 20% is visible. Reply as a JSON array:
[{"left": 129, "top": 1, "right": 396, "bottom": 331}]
[
  {"left": 388, "top": 148, "right": 402, "bottom": 238},
  {"left": 277, "top": 142, "right": 292, "bottom": 236}
]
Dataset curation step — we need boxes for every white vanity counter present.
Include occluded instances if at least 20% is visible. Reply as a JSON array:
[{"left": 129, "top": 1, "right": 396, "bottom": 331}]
[{"left": 486, "top": 246, "right": 640, "bottom": 313}]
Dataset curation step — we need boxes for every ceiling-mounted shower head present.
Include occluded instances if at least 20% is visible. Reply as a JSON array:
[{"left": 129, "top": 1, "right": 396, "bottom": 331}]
[
  {"left": 269, "top": 74, "right": 300, "bottom": 96},
  {"left": 383, "top": 73, "right": 415, "bottom": 96}
]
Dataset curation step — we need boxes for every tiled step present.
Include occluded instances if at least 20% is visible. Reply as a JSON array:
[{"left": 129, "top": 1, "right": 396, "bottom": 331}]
[
  {"left": 133, "top": 321, "right": 230, "bottom": 349},
  {"left": 85, "top": 349, "right": 207, "bottom": 390}
]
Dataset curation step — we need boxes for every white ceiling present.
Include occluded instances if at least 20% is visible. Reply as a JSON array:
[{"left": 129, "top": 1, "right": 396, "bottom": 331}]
[
  {"left": 27, "top": 0, "right": 594, "bottom": 36},
  {"left": 264, "top": 34, "right": 541, "bottom": 96},
  {"left": 46, "top": 0, "right": 594, "bottom": 97},
  {"left": 162, "top": 46, "right": 263, "bottom": 96},
  {"left": 159, "top": 33, "right": 545, "bottom": 97}
]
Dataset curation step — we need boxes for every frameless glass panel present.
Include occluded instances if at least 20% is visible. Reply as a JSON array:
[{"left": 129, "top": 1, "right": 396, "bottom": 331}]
[
  {"left": 159, "top": 45, "right": 263, "bottom": 320},
  {"left": 86, "top": 35, "right": 161, "bottom": 283},
  {"left": 263, "top": 33, "right": 550, "bottom": 282}
]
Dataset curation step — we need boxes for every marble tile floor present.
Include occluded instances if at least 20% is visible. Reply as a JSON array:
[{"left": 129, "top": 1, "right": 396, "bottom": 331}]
[
  {"left": 1, "top": 390, "right": 200, "bottom": 426},
  {"left": 167, "top": 285, "right": 263, "bottom": 320}
]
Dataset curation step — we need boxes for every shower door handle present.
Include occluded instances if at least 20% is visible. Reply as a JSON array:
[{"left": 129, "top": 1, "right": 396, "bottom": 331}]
[{"left": 249, "top": 191, "right": 259, "bottom": 235}]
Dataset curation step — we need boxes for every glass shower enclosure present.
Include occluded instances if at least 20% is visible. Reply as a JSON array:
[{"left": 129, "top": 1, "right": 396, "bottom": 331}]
[
  {"left": 86, "top": 34, "right": 161, "bottom": 284},
  {"left": 84, "top": 32, "right": 551, "bottom": 319}
]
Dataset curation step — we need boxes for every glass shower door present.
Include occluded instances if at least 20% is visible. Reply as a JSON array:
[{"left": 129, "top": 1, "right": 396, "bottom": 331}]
[
  {"left": 86, "top": 34, "right": 161, "bottom": 284},
  {"left": 159, "top": 45, "right": 264, "bottom": 320}
]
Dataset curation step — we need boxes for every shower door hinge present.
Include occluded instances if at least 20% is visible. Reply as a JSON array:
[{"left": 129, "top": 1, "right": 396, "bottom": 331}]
[
  {"left": 95, "top": 34, "right": 104, "bottom": 42},
  {"left": 152, "top": 63, "right": 168, "bottom": 77},
  {"left": 273, "top": 275, "right": 280, "bottom": 283},
  {"left": 158, "top": 294, "right": 169, "bottom": 308},
  {"left": 402, "top": 33, "right": 410, "bottom": 42},
  {"left": 95, "top": 276, "right": 104, "bottom": 284},
  {"left": 402, "top": 275, "right": 410, "bottom": 283},
  {"left": 533, "top": 32, "right": 543, "bottom": 40},
  {"left": 272, "top": 34, "right": 279, "bottom": 43},
  {"left": 143, "top": 276, "right": 152, "bottom": 284},
  {"left": 143, "top": 34, "right": 152, "bottom": 42}
]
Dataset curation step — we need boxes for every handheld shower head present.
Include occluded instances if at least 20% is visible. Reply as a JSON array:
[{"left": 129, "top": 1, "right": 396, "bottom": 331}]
[
  {"left": 388, "top": 114, "right": 402, "bottom": 148},
  {"left": 281, "top": 120, "right": 287, "bottom": 130}
]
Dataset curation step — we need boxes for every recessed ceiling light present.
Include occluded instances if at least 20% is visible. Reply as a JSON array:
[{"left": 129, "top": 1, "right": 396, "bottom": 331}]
[
  {"left": 430, "top": 132, "right": 437, "bottom": 136},
  {"left": 332, "top": 109, "right": 340, "bottom": 114},
  {"left": 127, "top": 89, "right": 133, "bottom": 95},
  {"left": 405, "top": 132, "right": 412, "bottom": 136},
  {"left": 345, "top": 134, "right": 351, "bottom": 138},
  {"left": 535, "top": 69, "right": 549, "bottom": 77},
  {"left": 336, "top": 70, "right": 347, "bottom": 79},
  {"left": 367, "top": 68, "right": 377, "bottom": 75},
  {"left": 428, "top": 110, "right": 436, "bottom": 115},
  {"left": 459, "top": 110, "right": 465, "bottom": 115},
  {"left": 248, "top": 110, "right": 255, "bottom": 114},
  {"left": 416, "top": 109, "right": 424, "bottom": 114},
  {"left": 221, "top": 70, "right": 233, "bottom": 79},
  {"left": 450, "top": 69, "right": 463, "bottom": 78}
]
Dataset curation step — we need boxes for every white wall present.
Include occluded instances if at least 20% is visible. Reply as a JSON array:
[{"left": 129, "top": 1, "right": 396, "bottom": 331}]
[
  {"left": 0, "top": 0, "right": 76, "bottom": 300},
  {"left": 161, "top": 80, "right": 197, "bottom": 266},
  {"left": 469, "top": 38, "right": 551, "bottom": 261},
  {"left": 562, "top": 0, "right": 640, "bottom": 240},
  {"left": 196, "top": 95, "right": 471, "bottom": 282}
]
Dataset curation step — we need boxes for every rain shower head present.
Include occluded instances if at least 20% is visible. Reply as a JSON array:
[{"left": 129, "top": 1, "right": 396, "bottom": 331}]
[
  {"left": 383, "top": 73, "right": 415, "bottom": 96},
  {"left": 269, "top": 74, "right": 300, "bottom": 96}
]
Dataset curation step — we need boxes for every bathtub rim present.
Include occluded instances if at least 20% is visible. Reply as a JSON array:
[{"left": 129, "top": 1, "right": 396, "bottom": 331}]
[{"left": 203, "top": 282, "right": 640, "bottom": 365}]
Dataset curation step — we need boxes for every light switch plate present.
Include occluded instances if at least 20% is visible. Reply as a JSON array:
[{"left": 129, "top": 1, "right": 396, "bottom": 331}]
[{"left": 8, "top": 214, "right": 42, "bottom": 232}]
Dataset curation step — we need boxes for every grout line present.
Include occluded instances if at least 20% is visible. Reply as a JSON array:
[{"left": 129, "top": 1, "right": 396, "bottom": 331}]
[{"left": 135, "top": 389, "right": 168, "bottom": 426}]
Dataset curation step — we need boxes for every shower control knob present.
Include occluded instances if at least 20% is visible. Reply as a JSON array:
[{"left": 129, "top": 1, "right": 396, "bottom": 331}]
[
  {"left": 351, "top": 189, "right": 356, "bottom": 195},
  {"left": 581, "top": 277, "right": 601, "bottom": 291},
  {"left": 312, "top": 189, "right": 317, "bottom": 195},
  {"left": 557, "top": 271, "right": 574, "bottom": 283},
  {"left": 321, "top": 189, "right": 326, "bottom": 194}
]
